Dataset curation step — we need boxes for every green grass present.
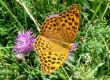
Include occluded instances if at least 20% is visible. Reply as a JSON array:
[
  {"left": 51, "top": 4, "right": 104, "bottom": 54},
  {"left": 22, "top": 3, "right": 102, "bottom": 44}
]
[{"left": 0, "top": 0, "right": 110, "bottom": 80}]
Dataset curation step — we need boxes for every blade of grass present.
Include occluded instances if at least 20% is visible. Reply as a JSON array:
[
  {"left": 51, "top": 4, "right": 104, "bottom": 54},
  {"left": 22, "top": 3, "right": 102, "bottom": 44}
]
[
  {"left": 101, "top": 2, "right": 110, "bottom": 20},
  {"left": 16, "top": 0, "right": 40, "bottom": 32},
  {"left": 90, "top": 1, "right": 103, "bottom": 23},
  {"left": 0, "top": 0, "right": 23, "bottom": 28}
]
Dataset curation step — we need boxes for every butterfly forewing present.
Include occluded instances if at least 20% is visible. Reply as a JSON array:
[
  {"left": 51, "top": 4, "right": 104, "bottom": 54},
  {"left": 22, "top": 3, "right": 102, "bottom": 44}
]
[
  {"left": 57, "top": 4, "right": 80, "bottom": 43},
  {"left": 40, "top": 4, "right": 80, "bottom": 43}
]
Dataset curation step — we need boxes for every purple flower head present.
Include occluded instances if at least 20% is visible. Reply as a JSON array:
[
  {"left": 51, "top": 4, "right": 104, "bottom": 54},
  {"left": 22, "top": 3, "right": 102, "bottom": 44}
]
[
  {"left": 66, "top": 43, "right": 77, "bottom": 61},
  {"left": 82, "top": 6, "right": 86, "bottom": 10},
  {"left": 47, "top": 14, "right": 59, "bottom": 18},
  {"left": 13, "top": 30, "right": 35, "bottom": 56},
  {"left": 69, "top": 43, "right": 77, "bottom": 53}
]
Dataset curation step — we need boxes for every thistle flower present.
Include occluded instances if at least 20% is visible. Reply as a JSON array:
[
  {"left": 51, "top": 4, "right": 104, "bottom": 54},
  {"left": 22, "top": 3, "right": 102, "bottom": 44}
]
[
  {"left": 47, "top": 14, "right": 59, "bottom": 18},
  {"left": 13, "top": 30, "right": 35, "bottom": 59},
  {"left": 66, "top": 43, "right": 77, "bottom": 61}
]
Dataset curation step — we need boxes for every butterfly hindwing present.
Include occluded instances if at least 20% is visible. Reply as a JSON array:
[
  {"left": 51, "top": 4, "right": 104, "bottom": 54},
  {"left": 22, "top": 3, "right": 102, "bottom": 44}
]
[{"left": 34, "top": 35, "right": 68, "bottom": 74}]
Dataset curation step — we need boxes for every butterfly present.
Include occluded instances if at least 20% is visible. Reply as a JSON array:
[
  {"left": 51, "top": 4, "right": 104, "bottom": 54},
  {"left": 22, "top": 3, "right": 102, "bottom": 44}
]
[{"left": 34, "top": 4, "right": 80, "bottom": 75}]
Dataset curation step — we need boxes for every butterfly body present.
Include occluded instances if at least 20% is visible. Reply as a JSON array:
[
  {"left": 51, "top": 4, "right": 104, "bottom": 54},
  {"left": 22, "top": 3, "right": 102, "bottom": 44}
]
[
  {"left": 34, "top": 4, "right": 80, "bottom": 74},
  {"left": 46, "top": 37, "right": 72, "bottom": 49}
]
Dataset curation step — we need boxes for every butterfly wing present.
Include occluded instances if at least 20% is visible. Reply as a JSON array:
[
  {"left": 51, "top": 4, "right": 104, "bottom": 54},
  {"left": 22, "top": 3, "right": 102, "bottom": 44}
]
[
  {"left": 40, "top": 4, "right": 80, "bottom": 43},
  {"left": 34, "top": 35, "right": 68, "bottom": 74},
  {"left": 57, "top": 4, "right": 80, "bottom": 43},
  {"left": 41, "top": 17, "right": 64, "bottom": 41},
  {"left": 34, "top": 4, "right": 80, "bottom": 74}
]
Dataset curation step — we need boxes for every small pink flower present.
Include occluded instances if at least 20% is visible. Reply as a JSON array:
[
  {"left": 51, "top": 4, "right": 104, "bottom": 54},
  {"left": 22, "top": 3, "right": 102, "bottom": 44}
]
[
  {"left": 47, "top": 14, "right": 59, "bottom": 18},
  {"left": 69, "top": 43, "right": 77, "bottom": 53},
  {"left": 13, "top": 30, "right": 35, "bottom": 58},
  {"left": 66, "top": 43, "right": 77, "bottom": 61},
  {"left": 82, "top": 6, "right": 86, "bottom": 10}
]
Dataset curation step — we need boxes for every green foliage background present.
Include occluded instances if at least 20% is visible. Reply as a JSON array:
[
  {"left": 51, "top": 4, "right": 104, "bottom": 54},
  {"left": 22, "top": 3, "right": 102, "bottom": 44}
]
[{"left": 0, "top": 0, "right": 110, "bottom": 80}]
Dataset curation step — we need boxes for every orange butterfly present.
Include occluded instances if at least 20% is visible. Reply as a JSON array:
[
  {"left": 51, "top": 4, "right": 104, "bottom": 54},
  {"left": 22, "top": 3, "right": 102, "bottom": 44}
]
[{"left": 34, "top": 4, "right": 80, "bottom": 74}]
